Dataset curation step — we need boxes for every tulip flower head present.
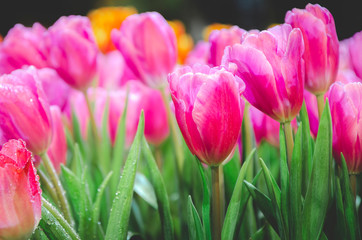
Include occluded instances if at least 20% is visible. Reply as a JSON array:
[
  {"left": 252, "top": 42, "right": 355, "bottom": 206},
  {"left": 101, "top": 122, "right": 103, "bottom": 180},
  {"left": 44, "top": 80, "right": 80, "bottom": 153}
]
[
  {"left": 285, "top": 3, "right": 339, "bottom": 95},
  {"left": 46, "top": 15, "right": 98, "bottom": 91},
  {"left": 185, "top": 41, "right": 210, "bottom": 67},
  {"left": 0, "top": 139, "right": 42, "bottom": 240},
  {"left": 0, "top": 67, "right": 53, "bottom": 155},
  {"left": 222, "top": 24, "right": 305, "bottom": 123},
  {"left": 349, "top": 30, "right": 362, "bottom": 79},
  {"left": 168, "top": 64, "right": 245, "bottom": 166},
  {"left": 329, "top": 82, "right": 362, "bottom": 174},
  {"left": 111, "top": 12, "right": 177, "bottom": 88}
]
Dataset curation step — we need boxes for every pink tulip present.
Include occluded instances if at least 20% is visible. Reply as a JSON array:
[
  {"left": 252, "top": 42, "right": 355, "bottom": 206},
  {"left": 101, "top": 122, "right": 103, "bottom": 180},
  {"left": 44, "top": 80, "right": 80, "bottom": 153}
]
[
  {"left": 349, "top": 30, "right": 362, "bottom": 79},
  {"left": 0, "top": 67, "right": 53, "bottom": 155},
  {"left": 46, "top": 15, "right": 98, "bottom": 91},
  {"left": 208, "top": 26, "right": 246, "bottom": 66},
  {"left": 0, "top": 139, "right": 42, "bottom": 240},
  {"left": 328, "top": 82, "right": 362, "bottom": 174},
  {"left": 303, "top": 90, "right": 319, "bottom": 137},
  {"left": 285, "top": 3, "right": 339, "bottom": 95},
  {"left": 185, "top": 41, "right": 210, "bottom": 67},
  {"left": 168, "top": 64, "right": 245, "bottom": 166},
  {"left": 249, "top": 106, "right": 280, "bottom": 147},
  {"left": 47, "top": 106, "right": 67, "bottom": 173},
  {"left": 0, "top": 23, "right": 48, "bottom": 73},
  {"left": 97, "top": 51, "right": 136, "bottom": 89},
  {"left": 111, "top": 12, "right": 177, "bottom": 88},
  {"left": 222, "top": 24, "right": 304, "bottom": 123},
  {"left": 338, "top": 39, "right": 352, "bottom": 71},
  {"left": 37, "top": 68, "right": 71, "bottom": 110}
]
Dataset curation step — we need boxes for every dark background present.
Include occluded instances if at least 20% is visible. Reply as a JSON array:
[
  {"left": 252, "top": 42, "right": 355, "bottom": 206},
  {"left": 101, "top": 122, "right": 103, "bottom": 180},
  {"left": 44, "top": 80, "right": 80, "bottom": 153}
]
[{"left": 0, "top": 0, "right": 361, "bottom": 41}]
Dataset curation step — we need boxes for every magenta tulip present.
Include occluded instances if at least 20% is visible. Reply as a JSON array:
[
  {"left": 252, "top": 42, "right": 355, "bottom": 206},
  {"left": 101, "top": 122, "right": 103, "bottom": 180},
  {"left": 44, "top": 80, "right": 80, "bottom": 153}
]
[
  {"left": 285, "top": 3, "right": 339, "bottom": 95},
  {"left": 47, "top": 106, "right": 67, "bottom": 173},
  {"left": 0, "top": 23, "right": 48, "bottom": 73},
  {"left": 0, "top": 67, "right": 53, "bottom": 155},
  {"left": 338, "top": 39, "right": 352, "bottom": 71},
  {"left": 111, "top": 12, "right": 177, "bottom": 88},
  {"left": 208, "top": 26, "right": 246, "bottom": 66},
  {"left": 46, "top": 15, "right": 98, "bottom": 91},
  {"left": 329, "top": 82, "right": 362, "bottom": 173},
  {"left": 304, "top": 90, "right": 319, "bottom": 137},
  {"left": 185, "top": 41, "right": 210, "bottom": 67},
  {"left": 349, "top": 30, "right": 362, "bottom": 79},
  {"left": 0, "top": 139, "right": 42, "bottom": 240},
  {"left": 222, "top": 24, "right": 304, "bottom": 123},
  {"left": 168, "top": 64, "right": 245, "bottom": 166}
]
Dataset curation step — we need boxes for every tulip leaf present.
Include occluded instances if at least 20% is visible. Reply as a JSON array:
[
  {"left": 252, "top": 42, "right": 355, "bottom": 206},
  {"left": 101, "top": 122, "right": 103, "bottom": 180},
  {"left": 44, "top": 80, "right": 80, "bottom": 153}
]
[
  {"left": 134, "top": 172, "right": 158, "bottom": 209},
  {"left": 222, "top": 148, "right": 255, "bottom": 240},
  {"left": 335, "top": 178, "right": 346, "bottom": 239},
  {"left": 187, "top": 196, "right": 206, "bottom": 240},
  {"left": 110, "top": 91, "right": 129, "bottom": 197},
  {"left": 71, "top": 110, "right": 86, "bottom": 158},
  {"left": 250, "top": 226, "right": 267, "bottom": 240},
  {"left": 340, "top": 155, "right": 361, "bottom": 240},
  {"left": 302, "top": 101, "right": 332, "bottom": 240},
  {"left": 100, "top": 97, "right": 112, "bottom": 172},
  {"left": 290, "top": 123, "right": 303, "bottom": 240},
  {"left": 243, "top": 180, "right": 279, "bottom": 234},
  {"left": 279, "top": 124, "right": 289, "bottom": 238},
  {"left": 61, "top": 165, "right": 81, "bottom": 225},
  {"left": 142, "top": 137, "right": 174, "bottom": 239},
  {"left": 105, "top": 111, "right": 144, "bottom": 240},
  {"left": 78, "top": 168, "right": 94, "bottom": 239}
]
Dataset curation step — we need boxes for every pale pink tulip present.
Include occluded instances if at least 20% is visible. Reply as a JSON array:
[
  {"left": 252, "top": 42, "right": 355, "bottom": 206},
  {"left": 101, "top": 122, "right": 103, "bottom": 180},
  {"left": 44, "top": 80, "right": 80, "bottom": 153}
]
[
  {"left": 185, "top": 41, "right": 210, "bottom": 67},
  {"left": 349, "top": 31, "right": 362, "bottom": 79}
]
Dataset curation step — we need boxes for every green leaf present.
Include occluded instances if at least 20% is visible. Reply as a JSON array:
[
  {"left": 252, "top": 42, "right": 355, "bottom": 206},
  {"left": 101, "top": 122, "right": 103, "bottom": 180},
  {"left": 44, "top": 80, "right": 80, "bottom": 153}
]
[
  {"left": 302, "top": 101, "right": 332, "bottom": 240},
  {"left": 61, "top": 165, "right": 81, "bottom": 225},
  {"left": 250, "top": 226, "right": 267, "bottom": 240},
  {"left": 187, "top": 196, "right": 205, "bottom": 240},
  {"left": 134, "top": 172, "right": 158, "bottom": 209},
  {"left": 71, "top": 109, "right": 86, "bottom": 158},
  {"left": 142, "top": 137, "right": 174, "bottom": 240},
  {"left": 222, "top": 148, "right": 255, "bottom": 240},
  {"left": 243, "top": 180, "right": 279, "bottom": 235},
  {"left": 289, "top": 123, "right": 303, "bottom": 240},
  {"left": 78, "top": 168, "right": 94, "bottom": 239},
  {"left": 105, "top": 111, "right": 144, "bottom": 240},
  {"left": 195, "top": 159, "right": 211, "bottom": 240},
  {"left": 335, "top": 178, "right": 346, "bottom": 239},
  {"left": 259, "top": 158, "right": 287, "bottom": 239},
  {"left": 100, "top": 96, "right": 112, "bottom": 173},
  {"left": 110, "top": 91, "right": 129, "bottom": 197},
  {"left": 279, "top": 124, "right": 289, "bottom": 238},
  {"left": 340, "top": 155, "right": 361, "bottom": 240}
]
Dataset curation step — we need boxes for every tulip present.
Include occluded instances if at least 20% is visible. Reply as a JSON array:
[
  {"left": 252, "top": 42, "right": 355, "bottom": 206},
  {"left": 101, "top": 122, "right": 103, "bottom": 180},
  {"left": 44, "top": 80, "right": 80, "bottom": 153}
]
[
  {"left": 329, "top": 82, "right": 362, "bottom": 174},
  {"left": 222, "top": 24, "right": 304, "bottom": 123},
  {"left": 168, "top": 20, "right": 194, "bottom": 64},
  {"left": 304, "top": 90, "right": 319, "bottom": 137},
  {"left": 202, "top": 23, "right": 232, "bottom": 40},
  {"left": 0, "top": 67, "right": 53, "bottom": 155},
  {"left": 0, "top": 139, "right": 42, "bottom": 240},
  {"left": 208, "top": 26, "right": 246, "bottom": 66},
  {"left": 37, "top": 67, "right": 71, "bottom": 110},
  {"left": 338, "top": 39, "right": 352, "bottom": 71},
  {"left": 349, "top": 31, "right": 362, "bottom": 79},
  {"left": 168, "top": 64, "right": 245, "bottom": 166},
  {"left": 185, "top": 41, "right": 210, "bottom": 66},
  {"left": 0, "top": 23, "right": 48, "bottom": 73},
  {"left": 111, "top": 12, "right": 177, "bottom": 88},
  {"left": 285, "top": 3, "right": 339, "bottom": 95},
  {"left": 46, "top": 15, "right": 98, "bottom": 91},
  {"left": 47, "top": 106, "right": 67, "bottom": 173}
]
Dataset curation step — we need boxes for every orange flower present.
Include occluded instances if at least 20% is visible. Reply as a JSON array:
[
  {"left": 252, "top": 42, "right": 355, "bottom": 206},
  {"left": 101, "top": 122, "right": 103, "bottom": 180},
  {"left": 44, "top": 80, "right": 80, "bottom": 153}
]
[
  {"left": 203, "top": 23, "right": 232, "bottom": 40},
  {"left": 168, "top": 20, "right": 193, "bottom": 64},
  {"left": 88, "top": 6, "right": 137, "bottom": 53}
]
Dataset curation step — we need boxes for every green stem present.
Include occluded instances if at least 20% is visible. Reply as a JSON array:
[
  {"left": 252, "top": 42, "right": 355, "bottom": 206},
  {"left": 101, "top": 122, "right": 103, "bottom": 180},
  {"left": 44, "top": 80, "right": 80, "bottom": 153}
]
[
  {"left": 283, "top": 121, "right": 294, "bottom": 168},
  {"left": 41, "top": 152, "right": 74, "bottom": 226},
  {"left": 316, "top": 94, "right": 325, "bottom": 120},
  {"left": 83, "top": 90, "right": 100, "bottom": 144},
  {"left": 155, "top": 146, "right": 163, "bottom": 170},
  {"left": 42, "top": 197, "right": 80, "bottom": 240},
  {"left": 38, "top": 169, "right": 58, "bottom": 203},
  {"left": 211, "top": 165, "right": 223, "bottom": 240},
  {"left": 350, "top": 174, "right": 357, "bottom": 201},
  {"left": 243, "top": 103, "right": 253, "bottom": 162},
  {"left": 159, "top": 86, "right": 184, "bottom": 172}
]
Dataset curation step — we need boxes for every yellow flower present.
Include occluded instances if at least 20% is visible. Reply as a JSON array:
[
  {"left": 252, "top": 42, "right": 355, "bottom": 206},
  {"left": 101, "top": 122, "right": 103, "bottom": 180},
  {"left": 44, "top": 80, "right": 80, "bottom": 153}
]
[
  {"left": 88, "top": 6, "right": 137, "bottom": 53},
  {"left": 168, "top": 20, "right": 194, "bottom": 64},
  {"left": 203, "top": 23, "right": 232, "bottom": 40}
]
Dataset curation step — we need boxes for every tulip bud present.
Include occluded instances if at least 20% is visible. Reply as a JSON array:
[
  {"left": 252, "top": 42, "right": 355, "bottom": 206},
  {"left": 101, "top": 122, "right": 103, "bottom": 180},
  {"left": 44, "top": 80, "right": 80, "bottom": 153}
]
[
  {"left": 222, "top": 24, "right": 305, "bottom": 123},
  {"left": 46, "top": 15, "right": 98, "bottom": 91},
  {"left": 0, "top": 139, "right": 42, "bottom": 240},
  {"left": 0, "top": 67, "right": 53, "bottom": 155},
  {"left": 329, "top": 82, "right": 362, "bottom": 174},
  {"left": 168, "top": 64, "right": 245, "bottom": 166},
  {"left": 47, "top": 106, "right": 67, "bottom": 173},
  {"left": 111, "top": 12, "right": 177, "bottom": 88},
  {"left": 285, "top": 3, "right": 339, "bottom": 95}
]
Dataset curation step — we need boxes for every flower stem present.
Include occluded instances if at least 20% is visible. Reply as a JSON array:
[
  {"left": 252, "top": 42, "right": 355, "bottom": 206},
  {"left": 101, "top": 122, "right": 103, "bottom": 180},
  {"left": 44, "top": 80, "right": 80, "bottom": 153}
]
[
  {"left": 41, "top": 152, "right": 74, "bottom": 226},
  {"left": 350, "top": 174, "right": 357, "bottom": 200},
  {"left": 283, "top": 121, "right": 294, "bottom": 168},
  {"left": 316, "top": 94, "right": 325, "bottom": 120},
  {"left": 159, "top": 86, "right": 184, "bottom": 172},
  {"left": 211, "top": 165, "right": 223, "bottom": 240},
  {"left": 243, "top": 103, "right": 253, "bottom": 162},
  {"left": 38, "top": 169, "right": 58, "bottom": 203},
  {"left": 83, "top": 90, "right": 100, "bottom": 144}
]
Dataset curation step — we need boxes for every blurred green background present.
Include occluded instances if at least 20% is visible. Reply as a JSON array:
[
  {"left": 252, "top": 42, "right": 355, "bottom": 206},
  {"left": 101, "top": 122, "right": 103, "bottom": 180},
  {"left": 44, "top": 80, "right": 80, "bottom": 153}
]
[{"left": 0, "top": 0, "right": 361, "bottom": 40}]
